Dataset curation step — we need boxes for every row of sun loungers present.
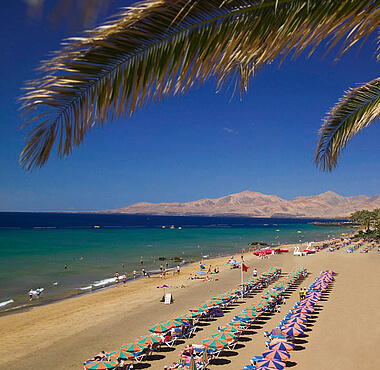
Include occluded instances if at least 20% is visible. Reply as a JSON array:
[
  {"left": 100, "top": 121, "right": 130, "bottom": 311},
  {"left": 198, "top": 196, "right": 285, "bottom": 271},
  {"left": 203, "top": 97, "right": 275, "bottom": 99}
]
[
  {"left": 83, "top": 267, "right": 283, "bottom": 369},
  {"left": 242, "top": 269, "right": 335, "bottom": 369}
]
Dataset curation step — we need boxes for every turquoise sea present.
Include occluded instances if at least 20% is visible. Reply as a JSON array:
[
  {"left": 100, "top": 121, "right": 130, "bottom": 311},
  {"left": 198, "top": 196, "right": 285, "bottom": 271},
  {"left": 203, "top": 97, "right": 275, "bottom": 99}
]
[{"left": 0, "top": 213, "right": 352, "bottom": 314}]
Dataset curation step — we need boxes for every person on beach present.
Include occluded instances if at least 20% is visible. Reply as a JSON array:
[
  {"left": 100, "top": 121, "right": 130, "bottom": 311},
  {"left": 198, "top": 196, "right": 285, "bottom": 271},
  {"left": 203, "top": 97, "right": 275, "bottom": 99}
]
[
  {"left": 133, "top": 270, "right": 136, "bottom": 279},
  {"left": 140, "top": 257, "right": 143, "bottom": 264},
  {"left": 36, "top": 287, "right": 42, "bottom": 298},
  {"left": 163, "top": 269, "right": 166, "bottom": 278},
  {"left": 122, "top": 274, "right": 127, "bottom": 284},
  {"left": 253, "top": 268, "right": 257, "bottom": 277},
  {"left": 177, "top": 265, "right": 180, "bottom": 274},
  {"left": 115, "top": 272, "right": 119, "bottom": 283},
  {"left": 142, "top": 268, "right": 146, "bottom": 276},
  {"left": 160, "top": 264, "right": 163, "bottom": 271},
  {"left": 29, "top": 289, "right": 34, "bottom": 301}
]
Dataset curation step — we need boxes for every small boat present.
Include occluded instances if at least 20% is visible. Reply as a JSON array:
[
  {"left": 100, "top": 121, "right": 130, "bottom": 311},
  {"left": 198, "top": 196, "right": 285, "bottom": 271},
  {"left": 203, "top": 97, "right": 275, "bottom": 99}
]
[{"left": 170, "top": 225, "right": 175, "bottom": 229}]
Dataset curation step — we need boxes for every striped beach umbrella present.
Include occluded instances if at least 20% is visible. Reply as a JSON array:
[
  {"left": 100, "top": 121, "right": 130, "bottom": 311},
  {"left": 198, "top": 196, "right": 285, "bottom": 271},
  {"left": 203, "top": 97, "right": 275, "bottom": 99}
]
[
  {"left": 211, "top": 332, "right": 235, "bottom": 342},
  {"left": 121, "top": 342, "right": 147, "bottom": 353},
  {"left": 84, "top": 361, "right": 118, "bottom": 370},
  {"left": 107, "top": 348, "right": 134, "bottom": 360},
  {"left": 290, "top": 312, "right": 310, "bottom": 319},
  {"left": 190, "top": 306, "right": 208, "bottom": 313},
  {"left": 202, "top": 337, "right": 228, "bottom": 350},
  {"left": 286, "top": 317, "right": 307, "bottom": 324},
  {"left": 283, "top": 322, "right": 306, "bottom": 331},
  {"left": 262, "top": 349, "right": 291, "bottom": 361},
  {"left": 255, "top": 358, "right": 285, "bottom": 369},
  {"left": 293, "top": 306, "right": 314, "bottom": 314},
  {"left": 268, "top": 341, "right": 295, "bottom": 352},
  {"left": 162, "top": 319, "right": 182, "bottom": 328},
  {"left": 219, "top": 325, "right": 241, "bottom": 334},
  {"left": 148, "top": 322, "right": 172, "bottom": 333},
  {"left": 202, "top": 348, "right": 209, "bottom": 366},
  {"left": 281, "top": 326, "right": 304, "bottom": 337},
  {"left": 178, "top": 311, "right": 199, "bottom": 320},
  {"left": 189, "top": 355, "right": 197, "bottom": 370},
  {"left": 135, "top": 335, "right": 163, "bottom": 346}
]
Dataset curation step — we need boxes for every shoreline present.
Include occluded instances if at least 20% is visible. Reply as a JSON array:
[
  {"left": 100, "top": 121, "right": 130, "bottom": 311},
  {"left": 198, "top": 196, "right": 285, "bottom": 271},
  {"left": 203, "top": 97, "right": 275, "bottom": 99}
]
[
  {"left": 3, "top": 235, "right": 380, "bottom": 370},
  {"left": 0, "top": 239, "right": 329, "bottom": 317}
]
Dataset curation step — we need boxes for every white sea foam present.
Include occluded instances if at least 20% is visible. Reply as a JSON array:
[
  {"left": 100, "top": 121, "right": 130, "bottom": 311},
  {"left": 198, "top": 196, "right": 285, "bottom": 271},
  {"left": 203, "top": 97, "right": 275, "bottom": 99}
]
[
  {"left": 92, "top": 277, "right": 116, "bottom": 287},
  {"left": 79, "top": 285, "right": 93, "bottom": 290},
  {"left": 0, "top": 299, "right": 14, "bottom": 307}
]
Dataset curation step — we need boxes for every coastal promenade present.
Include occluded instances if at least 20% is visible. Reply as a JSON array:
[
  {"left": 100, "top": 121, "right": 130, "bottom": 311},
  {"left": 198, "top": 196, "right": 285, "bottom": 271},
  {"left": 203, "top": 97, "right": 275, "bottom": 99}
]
[{"left": 0, "top": 241, "right": 379, "bottom": 369}]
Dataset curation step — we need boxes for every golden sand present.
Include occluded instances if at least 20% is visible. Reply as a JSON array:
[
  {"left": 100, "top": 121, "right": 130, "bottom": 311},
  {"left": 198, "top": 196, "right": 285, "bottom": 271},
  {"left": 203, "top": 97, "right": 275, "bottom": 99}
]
[{"left": 1, "top": 241, "right": 379, "bottom": 369}]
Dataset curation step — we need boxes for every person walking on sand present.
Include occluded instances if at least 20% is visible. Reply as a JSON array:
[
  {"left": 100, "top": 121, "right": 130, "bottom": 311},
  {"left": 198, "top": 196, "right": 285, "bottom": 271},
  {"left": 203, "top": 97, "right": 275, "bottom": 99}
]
[
  {"left": 253, "top": 268, "right": 257, "bottom": 277},
  {"left": 177, "top": 265, "right": 180, "bottom": 275}
]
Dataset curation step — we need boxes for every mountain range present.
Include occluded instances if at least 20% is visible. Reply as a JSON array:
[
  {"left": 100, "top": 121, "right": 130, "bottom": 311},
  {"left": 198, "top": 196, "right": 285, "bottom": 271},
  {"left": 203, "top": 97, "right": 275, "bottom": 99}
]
[{"left": 106, "top": 190, "right": 380, "bottom": 218}]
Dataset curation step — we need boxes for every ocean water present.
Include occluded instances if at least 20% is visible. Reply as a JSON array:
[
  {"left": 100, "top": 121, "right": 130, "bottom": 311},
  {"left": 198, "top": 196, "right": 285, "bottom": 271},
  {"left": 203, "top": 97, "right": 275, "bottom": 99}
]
[{"left": 0, "top": 213, "right": 352, "bottom": 314}]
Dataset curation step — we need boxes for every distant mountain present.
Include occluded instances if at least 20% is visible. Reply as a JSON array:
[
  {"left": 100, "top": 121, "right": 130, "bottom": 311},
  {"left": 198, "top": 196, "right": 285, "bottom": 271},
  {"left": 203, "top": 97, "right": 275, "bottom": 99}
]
[{"left": 105, "top": 190, "right": 379, "bottom": 218}]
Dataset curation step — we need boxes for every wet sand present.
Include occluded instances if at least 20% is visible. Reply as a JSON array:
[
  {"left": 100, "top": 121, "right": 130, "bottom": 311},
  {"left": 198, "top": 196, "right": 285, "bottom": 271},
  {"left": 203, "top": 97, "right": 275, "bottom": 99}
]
[{"left": 1, "top": 241, "right": 379, "bottom": 369}]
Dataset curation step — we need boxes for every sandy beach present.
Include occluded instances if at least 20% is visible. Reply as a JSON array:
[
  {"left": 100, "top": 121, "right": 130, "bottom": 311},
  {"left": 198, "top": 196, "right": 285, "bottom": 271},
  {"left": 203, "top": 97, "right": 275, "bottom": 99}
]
[{"left": 1, "top": 240, "right": 379, "bottom": 370}]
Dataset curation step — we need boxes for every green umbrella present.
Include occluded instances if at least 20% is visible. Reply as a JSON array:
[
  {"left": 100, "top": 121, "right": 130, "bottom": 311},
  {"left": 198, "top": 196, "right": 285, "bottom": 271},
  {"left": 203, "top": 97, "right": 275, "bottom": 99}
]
[{"left": 84, "top": 361, "right": 118, "bottom": 370}]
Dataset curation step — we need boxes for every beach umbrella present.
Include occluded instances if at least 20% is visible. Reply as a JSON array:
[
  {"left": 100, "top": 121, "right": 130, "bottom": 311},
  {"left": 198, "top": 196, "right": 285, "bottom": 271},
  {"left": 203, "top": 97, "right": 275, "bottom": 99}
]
[
  {"left": 293, "top": 307, "right": 314, "bottom": 314},
  {"left": 84, "top": 361, "right": 118, "bottom": 370},
  {"left": 235, "top": 312, "right": 256, "bottom": 320},
  {"left": 178, "top": 311, "right": 199, "bottom": 320},
  {"left": 162, "top": 319, "right": 182, "bottom": 328},
  {"left": 286, "top": 317, "right": 307, "bottom": 324},
  {"left": 262, "top": 349, "right": 291, "bottom": 361},
  {"left": 189, "top": 355, "right": 197, "bottom": 370},
  {"left": 121, "top": 342, "right": 147, "bottom": 353},
  {"left": 190, "top": 306, "right": 208, "bottom": 313},
  {"left": 198, "top": 302, "right": 214, "bottom": 310},
  {"left": 255, "top": 358, "right": 285, "bottom": 369},
  {"left": 268, "top": 341, "right": 295, "bottom": 352},
  {"left": 202, "top": 337, "right": 228, "bottom": 350},
  {"left": 148, "top": 322, "right": 172, "bottom": 333},
  {"left": 219, "top": 325, "right": 240, "bottom": 334},
  {"left": 135, "top": 335, "right": 162, "bottom": 346},
  {"left": 202, "top": 348, "right": 209, "bottom": 366},
  {"left": 228, "top": 320, "right": 248, "bottom": 329},
  {"left": 281, "top": 326, "right": 304, "bottom": 337},
  {"left": 210, "top": 332, "right": 235, "bottom": 342},
  {"left": 107, "top": 349, "right": 134, "bottom": 360},
  {"left": 289, "top": 313, "right": 310, "bottom": 320},
  {"left": 283, "top": 322, "right": 306, "bottom": 331}
]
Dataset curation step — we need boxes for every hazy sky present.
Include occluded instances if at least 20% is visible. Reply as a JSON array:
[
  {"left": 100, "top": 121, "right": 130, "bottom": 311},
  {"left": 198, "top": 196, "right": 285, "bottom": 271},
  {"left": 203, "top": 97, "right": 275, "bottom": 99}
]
[{"left": 0, "top": 1, "right": 379, "bottom": 211}]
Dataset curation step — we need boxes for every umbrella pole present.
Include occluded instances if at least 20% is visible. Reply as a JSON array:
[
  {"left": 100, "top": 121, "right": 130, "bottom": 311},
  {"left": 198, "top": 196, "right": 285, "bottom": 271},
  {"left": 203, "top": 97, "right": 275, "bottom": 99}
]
[{"left": 240, "top": 261, "right": 243, "bottom": 301}]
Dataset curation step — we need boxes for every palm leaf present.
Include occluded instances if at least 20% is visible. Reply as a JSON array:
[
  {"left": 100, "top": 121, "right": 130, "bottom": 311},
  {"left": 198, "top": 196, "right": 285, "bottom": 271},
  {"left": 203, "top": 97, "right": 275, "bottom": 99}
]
[
  {"left": 315, "top": 77, "right": 380, "bottom": 171},
  {"left": 20, "top": 0, "right": 380, "bottom": 170}
]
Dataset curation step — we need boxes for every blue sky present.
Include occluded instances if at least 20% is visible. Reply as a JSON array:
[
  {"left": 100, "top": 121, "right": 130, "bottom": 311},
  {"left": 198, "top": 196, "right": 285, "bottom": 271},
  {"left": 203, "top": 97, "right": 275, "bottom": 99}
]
[{"left": 0, "top": 1, "right": 379, "bottom": 212}]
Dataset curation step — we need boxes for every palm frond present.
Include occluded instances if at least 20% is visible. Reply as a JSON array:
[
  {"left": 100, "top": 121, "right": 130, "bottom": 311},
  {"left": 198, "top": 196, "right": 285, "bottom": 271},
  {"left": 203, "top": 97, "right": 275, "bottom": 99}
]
[
  {"left": 315, "top": 77, "right": 380, "bottom": 171},
  {"left": 20, "top": 0, "right": 380, "bottom": 170}
]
